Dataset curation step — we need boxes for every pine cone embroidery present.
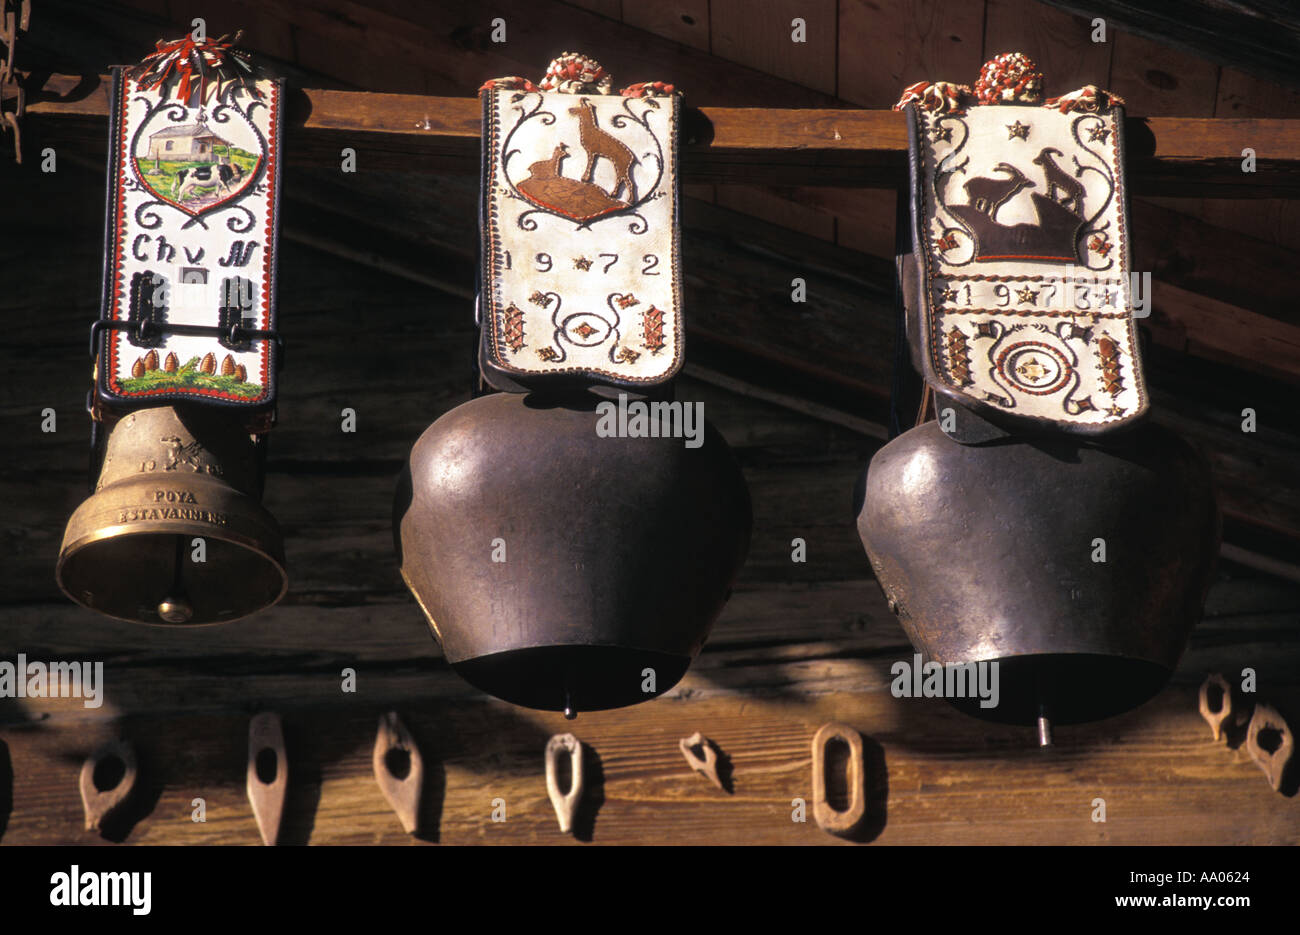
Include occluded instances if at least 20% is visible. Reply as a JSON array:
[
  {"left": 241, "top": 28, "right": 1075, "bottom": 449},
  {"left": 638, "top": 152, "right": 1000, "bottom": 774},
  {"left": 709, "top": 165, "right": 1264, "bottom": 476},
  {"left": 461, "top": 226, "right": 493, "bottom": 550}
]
[
  {"left": 1097, "top": 335, "right": 1123, "bottom": 395},
  {"left": 643, "top": 306, "right": 666, "bottom": 353},
  {"left": 945, "top": 326, "right": 973, "bottom": 386},
  {"left": 502, "top": 303, "right": 526, "bottom": 352}
]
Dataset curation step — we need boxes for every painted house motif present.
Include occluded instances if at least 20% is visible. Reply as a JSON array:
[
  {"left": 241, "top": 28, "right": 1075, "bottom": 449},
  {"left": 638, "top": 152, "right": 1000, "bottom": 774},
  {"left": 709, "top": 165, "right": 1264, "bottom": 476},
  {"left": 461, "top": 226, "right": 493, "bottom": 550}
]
[{"left": 145, "top": 122, "right": 227, "bottom": 162}]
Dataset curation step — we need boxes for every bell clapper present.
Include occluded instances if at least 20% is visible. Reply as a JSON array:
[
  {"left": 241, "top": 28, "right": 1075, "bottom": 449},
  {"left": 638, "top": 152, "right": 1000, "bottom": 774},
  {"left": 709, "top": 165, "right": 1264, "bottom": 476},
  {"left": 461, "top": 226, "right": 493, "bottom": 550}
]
[
  {"left": 563, "top": 684, "right": 577, "bottom": 721},
  {"left": 1033, "top": 664, "right": 1054, "bottom": 748},
  {"left": 1036, "top": 703, "right": 1054, "bottom": 748},
  {"left": 157, "top": 534, "right": 194, "bottom": 624}
]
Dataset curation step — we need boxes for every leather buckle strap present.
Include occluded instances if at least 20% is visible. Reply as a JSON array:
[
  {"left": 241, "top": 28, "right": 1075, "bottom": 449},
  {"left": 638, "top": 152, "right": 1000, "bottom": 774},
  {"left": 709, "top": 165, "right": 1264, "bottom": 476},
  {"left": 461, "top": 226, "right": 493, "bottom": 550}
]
[{"left": 90, "top": 318, "right": 285, "bottom": 369}]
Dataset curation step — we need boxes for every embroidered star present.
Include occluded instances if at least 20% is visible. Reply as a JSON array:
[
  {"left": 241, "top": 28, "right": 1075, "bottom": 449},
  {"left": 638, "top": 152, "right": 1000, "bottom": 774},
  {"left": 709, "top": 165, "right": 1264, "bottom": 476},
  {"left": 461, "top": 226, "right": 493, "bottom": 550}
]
[
  {"left": 537, "top": 347, "right": 560, "bottom": 361},
  {"left": 1088, "top": 125, "right": 1111, "bottom": 143},
  {"left": 573, "top": 322, "right": 597, "bottom": 339},
  {"left": 1106, "top": 405, "right": 1126, "bottom": 417},
  {"left": 573, "top": 256, "right": 592, "bottom": 271},
  {"left": 932, "top": 125, "right": 953, "bottom": 142},
  {"left": 938, "top": 287, "right": 958, "bottom": 303},
  {"left": 1016, "top": 286, "right": 1039, "bottom": 304},
  {"left": 1006, "top": 120, "right": 1030, "bottom": 140},
  {"left": 529, "top": 290, "right": 553, "bottom": 308}
]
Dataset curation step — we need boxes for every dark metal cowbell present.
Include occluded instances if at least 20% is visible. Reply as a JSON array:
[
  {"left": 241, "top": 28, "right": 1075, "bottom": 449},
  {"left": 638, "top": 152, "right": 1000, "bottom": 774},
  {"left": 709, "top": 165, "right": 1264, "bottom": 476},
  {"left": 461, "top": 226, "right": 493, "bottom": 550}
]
[
  {"left": 858, "top": 59, "right": 1219, "bottom": 731},
  {"left": 395, "top": 57, "right": 751, "bottom": 714},
  {"left": 858, "top": 416, "right": 1217, "bottom": 725}
]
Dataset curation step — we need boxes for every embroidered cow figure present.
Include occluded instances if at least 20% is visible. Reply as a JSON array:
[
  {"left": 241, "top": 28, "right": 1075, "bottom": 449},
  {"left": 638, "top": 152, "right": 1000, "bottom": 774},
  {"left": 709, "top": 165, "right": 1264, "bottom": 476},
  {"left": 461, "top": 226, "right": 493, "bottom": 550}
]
[
  {"left": 568, "top": 98, "right": 637, "bottom": 203},
  {"left": 175, "top": 162, "right": 245, "bottom": 203},
  {"left": 1032, "top": 147, "right": 1086, "bottom": 215}
]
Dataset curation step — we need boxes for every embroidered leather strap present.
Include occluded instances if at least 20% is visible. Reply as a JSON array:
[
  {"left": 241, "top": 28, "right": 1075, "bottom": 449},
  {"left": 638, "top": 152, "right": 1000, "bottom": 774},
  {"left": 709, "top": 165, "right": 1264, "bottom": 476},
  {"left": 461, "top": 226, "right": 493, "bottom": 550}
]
[
  {"left": 478, "top": 54, "right": 682, "bottom": 391},
  {"left": 900, "top": 56, "right": 1147, "bottom": 433},
  {"left": 94, "top": 36, "right": 283, "bottom": 420}
]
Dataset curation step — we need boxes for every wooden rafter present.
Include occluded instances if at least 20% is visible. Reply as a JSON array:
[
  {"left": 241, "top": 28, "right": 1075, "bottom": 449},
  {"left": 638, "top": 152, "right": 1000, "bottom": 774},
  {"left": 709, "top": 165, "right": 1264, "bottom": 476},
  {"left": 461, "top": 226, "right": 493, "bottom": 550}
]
[{"left": 23, "top": 74, "right": 1300, "bottom": 196}]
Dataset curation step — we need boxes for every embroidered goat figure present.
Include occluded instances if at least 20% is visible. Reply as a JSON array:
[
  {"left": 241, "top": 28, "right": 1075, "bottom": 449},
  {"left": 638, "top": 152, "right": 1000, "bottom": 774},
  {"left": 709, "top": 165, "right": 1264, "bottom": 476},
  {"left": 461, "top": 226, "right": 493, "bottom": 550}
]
[
  {"left": 568, "top": 98, "right": 637, "bottom": 203},
  {"left": 962, "top": 162, "right": 1035, "bottom": 220},
  {"left": 526, "top": 143, "right": 570, "bottom": 181},
  {"left": 1032, "top": 147, "right": 1085, "bottom": 215}
]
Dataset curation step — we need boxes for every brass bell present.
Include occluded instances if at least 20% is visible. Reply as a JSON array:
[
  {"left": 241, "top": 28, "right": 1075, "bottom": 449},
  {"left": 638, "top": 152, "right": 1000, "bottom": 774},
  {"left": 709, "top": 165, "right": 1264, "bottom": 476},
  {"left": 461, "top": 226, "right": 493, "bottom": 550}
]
[
  {"left": 395, "top": 391, "right": 751, "bottom": 715},
  {"left": 57, "top": 405, "right": 287, "bottom": 625}
]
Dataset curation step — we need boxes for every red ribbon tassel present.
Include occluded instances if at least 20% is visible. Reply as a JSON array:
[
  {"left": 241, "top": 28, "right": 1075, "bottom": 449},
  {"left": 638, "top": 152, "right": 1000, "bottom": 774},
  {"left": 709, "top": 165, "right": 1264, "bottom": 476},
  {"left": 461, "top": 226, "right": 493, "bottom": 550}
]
[{"left": 132, "top": 33, "right": 258, "bottom": 104}]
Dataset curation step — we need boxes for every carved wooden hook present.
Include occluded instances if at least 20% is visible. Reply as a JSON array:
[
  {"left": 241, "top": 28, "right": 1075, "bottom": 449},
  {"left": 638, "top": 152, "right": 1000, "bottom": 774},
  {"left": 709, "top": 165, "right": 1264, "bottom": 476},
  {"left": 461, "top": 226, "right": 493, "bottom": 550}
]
[
  {"left": 545, "top": 733, "right": 584, "bottom": 834},
  {"left": 1245, "top": 703, "right": 1294, "bottom": 792},
  {"left": 246, "top": 712, "right": 288, "bottom": 846},
  {"left": 373, "top": 711, "right": 424, "bottom": 834},
  {"left": 811, "top": 722, "right": 866, "bottom": 837},
  {"left": 679, "top": 731, "right": 725, "bottom": 791},
  {"left": 79, "top": 738, "right": 138, "bottom": 833},
  {"left": 1198, "top": 672, "right": 1234, "bottom": 741}
]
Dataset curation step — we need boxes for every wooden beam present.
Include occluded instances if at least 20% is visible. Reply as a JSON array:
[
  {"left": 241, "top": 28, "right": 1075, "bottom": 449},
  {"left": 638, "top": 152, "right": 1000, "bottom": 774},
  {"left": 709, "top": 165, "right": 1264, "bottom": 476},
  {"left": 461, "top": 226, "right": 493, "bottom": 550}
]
[{"left": 22, "top": 74, "right": 1300, "bottom": 194}]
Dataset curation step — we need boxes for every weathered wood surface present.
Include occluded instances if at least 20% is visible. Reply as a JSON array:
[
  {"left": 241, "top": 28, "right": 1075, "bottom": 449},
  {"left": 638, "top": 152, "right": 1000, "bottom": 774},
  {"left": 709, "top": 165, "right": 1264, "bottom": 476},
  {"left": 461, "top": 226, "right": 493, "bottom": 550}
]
[
  {"left": 22, "top": 74, "right": 1300, "bottom": 194},
  {"left": 2, "top": 579, "right": 1298, "bottom": 845}
]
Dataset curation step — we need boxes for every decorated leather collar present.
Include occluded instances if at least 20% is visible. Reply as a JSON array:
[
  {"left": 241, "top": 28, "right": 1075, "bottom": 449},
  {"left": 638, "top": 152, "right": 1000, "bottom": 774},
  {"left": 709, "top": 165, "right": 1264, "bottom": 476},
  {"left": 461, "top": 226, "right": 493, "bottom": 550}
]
[
  {"left": 478, "top": 53, "right": 681, "bottom": 392},
  {"left": 897, "top": 53, "right": 1146, "bottom": 434},
  {"left": 94, "top": 33, "right": 283, "bottom": 428}
]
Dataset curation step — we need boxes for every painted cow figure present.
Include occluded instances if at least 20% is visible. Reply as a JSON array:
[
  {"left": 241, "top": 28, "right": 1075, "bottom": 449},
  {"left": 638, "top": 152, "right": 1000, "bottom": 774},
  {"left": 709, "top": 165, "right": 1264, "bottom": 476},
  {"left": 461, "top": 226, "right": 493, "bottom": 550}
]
[{"left": 175, "top": 163, "right": 245, "bottom": 202}]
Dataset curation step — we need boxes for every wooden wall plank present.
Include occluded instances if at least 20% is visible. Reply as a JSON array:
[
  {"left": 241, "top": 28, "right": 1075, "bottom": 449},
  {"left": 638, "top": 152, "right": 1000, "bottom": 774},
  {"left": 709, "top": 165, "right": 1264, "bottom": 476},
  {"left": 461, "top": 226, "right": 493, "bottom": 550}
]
[
  {"left": 562, "top": 0, "right": 623, "bottom": 19},
  {"left": 710, "top": 0, "right": 839, "bottom": 95},
  {"left": 621, "top": 0, "right": 711, "bottom": 51},
  {"left": 837, "top": 0, "right": 986, "bottom": 108},
  {"left": 1108, "top": 29, "right": 1219, "bottom": 117},
  {"left": 1204, "top": 68, "right": 1300, "bottom": 253},
  {"left": 715, "top": 186, "right": 837, "bottom": 241},
  {"left": 983, "top": 0, "right": 1113, "bottom": 93},
  {"left": 1130, "top": 199, "right": 1295, "bottom": 324},
  {"left": 707, "top": 0, "right": 839, "bottom": 229}
]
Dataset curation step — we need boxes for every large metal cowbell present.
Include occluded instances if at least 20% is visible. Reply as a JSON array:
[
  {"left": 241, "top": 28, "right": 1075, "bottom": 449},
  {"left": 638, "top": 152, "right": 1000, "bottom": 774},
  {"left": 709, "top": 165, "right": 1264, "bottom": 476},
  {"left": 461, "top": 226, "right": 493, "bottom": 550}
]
[
  {"left": 858, "top": 56, "right": 1219, "bottom": 733},
  {"left": 395, "top": 54, "right": 751, "bottom": 715}
]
